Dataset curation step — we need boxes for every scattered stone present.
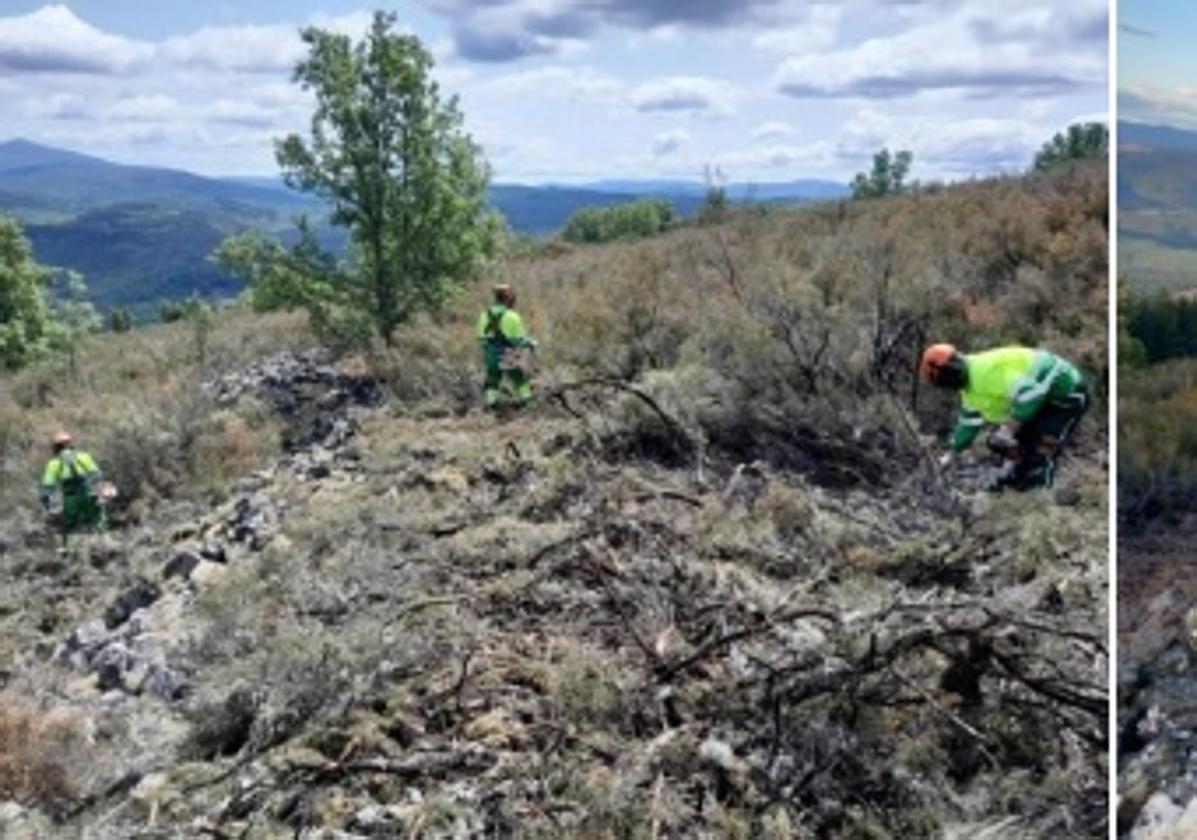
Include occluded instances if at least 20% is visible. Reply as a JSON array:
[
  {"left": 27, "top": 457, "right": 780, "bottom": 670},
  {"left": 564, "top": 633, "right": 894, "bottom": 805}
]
[
  {"left": 163, "top": 550, "right": 203, "bottom": 581},
  {"left": 198, "top": 542, "right": 228, "bottom": 564},
  {"left": 1133, "top": 792, "right": 1185, "bottom": 839},
  {"left": 104, "top": 578, "right": 162, "bottom": 629}
]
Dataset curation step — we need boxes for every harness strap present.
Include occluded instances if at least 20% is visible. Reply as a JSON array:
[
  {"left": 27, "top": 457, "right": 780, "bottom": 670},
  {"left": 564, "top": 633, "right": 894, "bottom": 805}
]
[{"left": 485, "top": 307, "right": 512, "bottom": 346}]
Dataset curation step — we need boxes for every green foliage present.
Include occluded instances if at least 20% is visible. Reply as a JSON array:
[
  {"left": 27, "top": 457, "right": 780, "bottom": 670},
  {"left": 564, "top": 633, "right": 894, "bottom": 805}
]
[
  {"left": 180, "top": 296, "right": 216, "bottom": 367},
  {"left": 1125, "top": 292, "right": 1197, "bottom": 364},
  {"left": 560, "top": 199, "right": 673, "bottom": 243},
  {"left": 1033, "top": 122, "right": 1108, "bottom": 172},
  {"left": 107, "top": 308, "right": 133, "bottom": 333},
  {"left": 159, "top": 302, "right": 187, "bottom": 323},
  {"left": 213, "top": 222, "right": 372, "bottom": 351},
  {"left": 0, "top": 214, "right": 54, "bottom": 369},
  {"left": 850, "top": 149, "right": 913, "bottom": 200},
  {"left": 274, "top": 11, "right": 498, "bottom": 345},
  {"left": 1118, "top": 283, "right": 1147, "bottom": 370},
  {"left": 1120, "top": 359, "right": 1197, "bottom": 523},
  {"left": 46, "top": 272, "right": 101, "bottom": 380}
]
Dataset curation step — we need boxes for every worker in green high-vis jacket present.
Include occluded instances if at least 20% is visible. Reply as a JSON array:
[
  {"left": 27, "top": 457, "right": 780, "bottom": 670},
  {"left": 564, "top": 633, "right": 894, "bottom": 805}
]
[
  {"left": 477, "top": 284, "right": 537, "bottom": 409},
  {"left": 920, "top": 344, "right": 1089, "bottom": 491},
  {"left": 40, "top": 431, "right": 106, "bottom": 550}
]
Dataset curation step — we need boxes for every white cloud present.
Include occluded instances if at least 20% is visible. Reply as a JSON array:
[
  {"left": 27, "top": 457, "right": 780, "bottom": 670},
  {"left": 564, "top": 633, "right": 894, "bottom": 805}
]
[
  {"left": 110, "top": 94, "right": 181, "bottom": 123},
  {"left": 306, "top": 10, "right": 378, "bottom": 40},
  {"left": 205, "top": 99, "right": 282, "bottom": 129},
  {"left": 0, "top": 5, "right": 152, "bottom": 75},
  {"left": 652, "top": 128, "right": 690, "bottom": 156},
  {"left": 837, "top": 108, "right": 1044, "bottom": 172},
  {"left": 0, "top": 1, "right": 1106, "bottom": 182},
  {"left": 752, "top": 121, "right": 792, "bottom": 141},
  {"left": 629, "top": 76, "right": 739, "bottom": 115},
  {"left": 424, "top": 0, "right": 781, "bottom": 62},
  {"left": 1120, "top": 84, "right": 1197, "bottom": 129},
  {"left": 752, "top": 6, "right": 843, "bottom": 55},
  {"left": 477, "top": 65, "right": 622, "bottom": 102},
  {"left": 19, "top": 91, "right": 87, "bottom": 120},
  {"left": 717, "top": 140, "right": 836, "bottom": 173},
  {"left": 159, "top": 23, "right": 306, "bottom": 74},
  {"left": 159, "top": 12, "right": 378, "bottom": 74},
  {"left": 775, "top": 2, "right": 1105, "bottom": 100}
]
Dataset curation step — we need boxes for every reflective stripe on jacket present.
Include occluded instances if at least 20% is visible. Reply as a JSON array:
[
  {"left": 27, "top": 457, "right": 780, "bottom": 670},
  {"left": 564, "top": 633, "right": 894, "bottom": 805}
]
[{"left": 949, "top": 347, "right": 1083, "bottom": 451}]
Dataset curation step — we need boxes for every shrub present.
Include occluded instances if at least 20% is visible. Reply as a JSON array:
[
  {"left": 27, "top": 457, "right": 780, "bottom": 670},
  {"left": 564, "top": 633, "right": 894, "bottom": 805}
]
[
  {"left": 0, "top": 701, "right": 88, "bottom": 810},
  {"left": 107, "top": 308, "right": 133, "bottom": 333},
  {"left": 561, "top": 199, "right": 674, "bottom": 244}
]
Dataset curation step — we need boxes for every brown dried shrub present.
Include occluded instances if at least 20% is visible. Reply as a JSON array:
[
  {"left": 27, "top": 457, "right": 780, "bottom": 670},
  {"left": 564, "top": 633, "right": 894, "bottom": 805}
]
[{"left": 0, "top": 701, "right": 88, "bottom": 810}]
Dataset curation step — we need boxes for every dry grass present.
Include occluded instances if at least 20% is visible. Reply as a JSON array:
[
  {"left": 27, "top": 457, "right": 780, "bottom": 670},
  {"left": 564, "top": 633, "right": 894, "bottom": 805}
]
[
  {"left": 0, "top": 168, "right": 1107, "bottom": 838},
  {"left": 0, "top": 700, "right": 89, "bottom": 809},
  {"left": 0, "top": 308, "right": 310, "bottom": 513},
  {"left": 363, "top": 165, "right": 1108, "bottom": 479}
]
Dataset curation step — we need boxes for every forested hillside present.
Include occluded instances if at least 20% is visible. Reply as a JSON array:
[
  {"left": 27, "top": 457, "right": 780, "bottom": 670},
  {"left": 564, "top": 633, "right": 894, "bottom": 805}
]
[{"left": 0, "top": 139, "right": 846, "bottom": 315}]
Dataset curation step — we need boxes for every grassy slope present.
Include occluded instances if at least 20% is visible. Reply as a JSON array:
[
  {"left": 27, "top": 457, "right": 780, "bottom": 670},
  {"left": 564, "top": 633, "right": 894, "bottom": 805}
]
[
  {"left": 0, "top": 165, "right": 1109, "bottom": 839},
  {"left": 1120, "top": 145, "right": 1197, "bottom": 295},
  {"left": 1119, "top": 233, "right": 1197, "bottom": 296}
]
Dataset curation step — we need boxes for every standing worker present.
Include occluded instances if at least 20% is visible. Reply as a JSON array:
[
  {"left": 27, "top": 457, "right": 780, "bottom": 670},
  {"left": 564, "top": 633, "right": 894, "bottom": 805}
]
[
  {"left": 40, "top": 431, "right": 106, "bottom": 552},
  {"left": 477, "top": 283, "right": 537, "bottom": 409},
  {"left": 920, "top": 344, "right": 1089, "bottom": 491}
]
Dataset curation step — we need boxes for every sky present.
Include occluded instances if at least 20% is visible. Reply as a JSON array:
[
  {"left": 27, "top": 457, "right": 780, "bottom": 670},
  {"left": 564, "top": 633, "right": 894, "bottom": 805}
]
[
  {"left": 0, "top": 1, "right": 1108, "bottom": 183},
  {"left": 1120, "top": 1, "right": 1197, "bottom": 128}
]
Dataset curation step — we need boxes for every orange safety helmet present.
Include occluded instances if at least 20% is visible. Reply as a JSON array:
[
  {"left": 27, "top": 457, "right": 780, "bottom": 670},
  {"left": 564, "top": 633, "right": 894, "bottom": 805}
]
[
  {"left": 920, "top": 343, "right": 966, "bottom": 388},
  {"left": 493, "top": 283, "right": 516, "bottom": 307},
  {"left": 52, "top": 431, "right": 72, "bottom": 449}
]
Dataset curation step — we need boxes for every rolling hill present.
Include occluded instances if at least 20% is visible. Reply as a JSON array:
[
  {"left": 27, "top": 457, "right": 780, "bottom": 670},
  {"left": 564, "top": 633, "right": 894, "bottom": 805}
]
[
  {"left": 0, "top": 139, "right": 845, "bottom": 313},
  {"left": 1119, "top": 121, "right": 1197, "bottom": 294}
]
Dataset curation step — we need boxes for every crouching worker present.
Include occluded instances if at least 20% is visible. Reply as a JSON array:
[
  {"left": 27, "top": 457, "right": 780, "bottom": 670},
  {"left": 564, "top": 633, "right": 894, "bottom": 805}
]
[
  {"left": 40, "top": 431, "right": 106, "bottom": 551},
  {"left": 477, "top": 283, "right": 537, "bottom": 409},
  {"left": 920, "top": 344, "right": 1089, "bottom": 491}
]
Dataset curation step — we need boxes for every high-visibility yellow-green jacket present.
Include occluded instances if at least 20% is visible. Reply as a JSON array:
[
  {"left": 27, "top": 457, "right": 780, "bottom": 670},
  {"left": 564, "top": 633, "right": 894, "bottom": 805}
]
[
  {"left": 476, "top": 304, "right": 527, "bottom": 349},
  {"left": 950, "top": 347, "right": 1084, "bottom": 451},
  {"left": 41, "top": 449, "right": 101, "bottom": 502}
]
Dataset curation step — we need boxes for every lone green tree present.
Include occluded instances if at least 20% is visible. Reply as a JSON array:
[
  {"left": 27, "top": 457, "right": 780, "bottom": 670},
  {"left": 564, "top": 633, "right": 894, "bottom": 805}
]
[
  {"left": 1034, "top": 122, "right": 1108, "bottom": 172},
  {"left": 274, "top": 11, "right": 497, "bottom": 345},
  {"left": 0, "top": 214, "right": 54, "bottom": 369},
  {"left": 851, "top": 149, "right": 913, "bottom": 200}
]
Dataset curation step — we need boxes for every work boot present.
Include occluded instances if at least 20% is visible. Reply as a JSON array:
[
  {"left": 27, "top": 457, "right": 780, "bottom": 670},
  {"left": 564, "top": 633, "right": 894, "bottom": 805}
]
[
  {"left": 989, "top": 459, "right": 1052, "bottom": 492},
  {"left": 984, "top": 461, "right": 1017, "bottom": 493}
]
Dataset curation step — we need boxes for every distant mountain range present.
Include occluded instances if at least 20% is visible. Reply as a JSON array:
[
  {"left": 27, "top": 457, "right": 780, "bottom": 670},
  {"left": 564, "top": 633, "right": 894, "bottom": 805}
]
[
  {"left": 1120, "top": 121, "right": 1197, "bottom": 154},
  {"left": 568, "top": 177, "right": 849, "bottom": 201},
  {"left": 0, "top": 139, "right": 846, "bottom": 312},
  {"left": 1119, "top": 121, "right": 1197, "bottom": 295}
]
